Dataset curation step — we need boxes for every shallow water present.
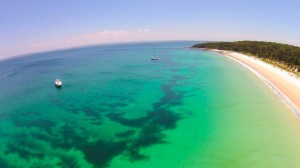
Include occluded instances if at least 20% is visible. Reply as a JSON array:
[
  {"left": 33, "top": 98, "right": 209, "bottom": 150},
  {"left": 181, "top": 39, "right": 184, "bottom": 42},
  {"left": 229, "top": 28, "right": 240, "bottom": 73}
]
[{"left": 0, "top": 42, "right": 300, "bottom": 168}]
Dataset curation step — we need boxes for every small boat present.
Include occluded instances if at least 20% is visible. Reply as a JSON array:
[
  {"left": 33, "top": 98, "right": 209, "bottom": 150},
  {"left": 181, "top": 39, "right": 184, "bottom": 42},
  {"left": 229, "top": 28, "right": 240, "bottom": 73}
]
[
  {"left": 151, "top": 57, "right": 158, "bottom": 60},
  {"left": 151, "top": 49, "right": 158, "bottom": 60},
  {"left": 55, "top": 79, "right": 62, "bottom": 87}
]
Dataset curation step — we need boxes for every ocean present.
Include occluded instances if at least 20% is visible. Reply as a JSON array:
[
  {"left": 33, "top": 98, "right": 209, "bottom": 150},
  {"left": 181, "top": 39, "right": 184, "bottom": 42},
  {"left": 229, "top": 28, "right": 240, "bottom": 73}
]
[{"left": 0, "top": 41, "right": 300, "bottom": 168}]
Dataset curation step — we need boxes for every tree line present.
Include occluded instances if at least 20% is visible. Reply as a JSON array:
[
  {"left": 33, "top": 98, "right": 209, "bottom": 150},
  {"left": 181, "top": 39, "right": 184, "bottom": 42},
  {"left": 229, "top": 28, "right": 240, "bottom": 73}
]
[{"left": 192, "top": 41, "right": 300, "bottom": 72}]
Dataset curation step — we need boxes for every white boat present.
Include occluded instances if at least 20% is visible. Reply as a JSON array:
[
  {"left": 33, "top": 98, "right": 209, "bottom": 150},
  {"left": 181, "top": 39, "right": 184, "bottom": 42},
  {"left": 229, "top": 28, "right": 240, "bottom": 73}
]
[
  {"left": 55, "top": 79, "right": 62, "bottom": 87},
  {"left": 151, "top": 57, "right": 158, "bottom": 60},
  {"left": 151, "top": 49, "right": 158, "bottom": 60}
]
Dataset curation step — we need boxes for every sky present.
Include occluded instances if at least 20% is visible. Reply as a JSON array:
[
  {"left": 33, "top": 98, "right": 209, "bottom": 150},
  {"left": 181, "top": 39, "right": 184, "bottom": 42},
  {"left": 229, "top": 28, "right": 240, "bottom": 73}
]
[{"left": 1, "top": 0, "right": 300, "bottom": 59}]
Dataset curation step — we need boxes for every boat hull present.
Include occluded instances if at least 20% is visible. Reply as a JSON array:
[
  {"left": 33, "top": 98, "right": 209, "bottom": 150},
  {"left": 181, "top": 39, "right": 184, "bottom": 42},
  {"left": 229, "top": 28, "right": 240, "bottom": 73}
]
[{"left": 54, "top": 79, "right": 62, "bottom": 88}]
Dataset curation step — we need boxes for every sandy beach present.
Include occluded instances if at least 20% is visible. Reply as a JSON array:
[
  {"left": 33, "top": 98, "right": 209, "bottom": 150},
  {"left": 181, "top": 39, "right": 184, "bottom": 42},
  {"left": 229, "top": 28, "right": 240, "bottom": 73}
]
[{"left": 211, "top": 49, "right": 300, "bottom": 119}]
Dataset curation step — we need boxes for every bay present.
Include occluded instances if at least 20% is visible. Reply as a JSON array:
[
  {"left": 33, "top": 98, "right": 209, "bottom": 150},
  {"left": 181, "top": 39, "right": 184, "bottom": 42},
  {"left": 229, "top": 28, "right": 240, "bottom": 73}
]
[{"left": 0, "top": 41, "right": 299, "bottom": 168}]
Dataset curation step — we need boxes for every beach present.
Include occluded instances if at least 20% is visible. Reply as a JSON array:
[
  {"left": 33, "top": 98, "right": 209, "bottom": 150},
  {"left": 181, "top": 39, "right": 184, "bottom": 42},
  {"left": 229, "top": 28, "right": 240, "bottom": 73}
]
[{"left": 213, "top": 49, "right": 300, "bottom": 119}]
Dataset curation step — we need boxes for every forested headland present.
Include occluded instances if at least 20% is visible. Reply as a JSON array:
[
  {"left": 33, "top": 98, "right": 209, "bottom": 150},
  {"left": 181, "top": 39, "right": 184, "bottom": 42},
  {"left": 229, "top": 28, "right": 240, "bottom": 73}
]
[{"left": 192, "top": 41, "right": 300, "bottom": 73}]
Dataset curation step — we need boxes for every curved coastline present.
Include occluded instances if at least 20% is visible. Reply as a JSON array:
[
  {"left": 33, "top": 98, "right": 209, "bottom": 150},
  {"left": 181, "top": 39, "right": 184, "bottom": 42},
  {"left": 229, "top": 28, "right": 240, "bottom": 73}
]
[{"left": 208, "top": 49, "right": 300, "bottom": 119}]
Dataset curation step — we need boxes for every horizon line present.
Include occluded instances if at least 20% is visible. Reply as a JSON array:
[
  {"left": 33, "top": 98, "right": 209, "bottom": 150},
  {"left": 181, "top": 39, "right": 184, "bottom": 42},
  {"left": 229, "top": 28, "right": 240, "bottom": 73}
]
[{"left": 1, "top": 39, "right": 299, "bottom": 62}]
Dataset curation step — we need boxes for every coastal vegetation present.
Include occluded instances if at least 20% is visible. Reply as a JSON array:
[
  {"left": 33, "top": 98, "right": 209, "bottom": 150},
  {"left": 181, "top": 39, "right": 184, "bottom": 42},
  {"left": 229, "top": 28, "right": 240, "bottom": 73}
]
[{"left": 192, "top": 41, "right": 300, "bottom": 74}]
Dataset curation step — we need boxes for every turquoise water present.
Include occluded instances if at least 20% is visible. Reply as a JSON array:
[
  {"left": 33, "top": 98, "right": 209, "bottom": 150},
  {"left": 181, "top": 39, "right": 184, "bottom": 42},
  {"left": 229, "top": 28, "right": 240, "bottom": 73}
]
[{"left": 1, "top": 42, "right": 300, "bottom": 168}]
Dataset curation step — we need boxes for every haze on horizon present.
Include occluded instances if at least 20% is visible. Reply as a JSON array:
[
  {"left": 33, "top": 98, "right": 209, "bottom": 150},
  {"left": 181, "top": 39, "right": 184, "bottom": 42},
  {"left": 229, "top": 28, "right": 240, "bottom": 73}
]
[{"left": 1, "top": 0, "right": 299, "bottom": 59}]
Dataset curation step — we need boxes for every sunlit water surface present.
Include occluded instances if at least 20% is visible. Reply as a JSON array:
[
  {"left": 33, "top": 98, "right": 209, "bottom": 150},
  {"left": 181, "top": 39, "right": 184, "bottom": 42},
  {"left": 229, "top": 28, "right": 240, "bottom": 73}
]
[{"left": 0, "top": 42, "right": 300, "bottom": 168}]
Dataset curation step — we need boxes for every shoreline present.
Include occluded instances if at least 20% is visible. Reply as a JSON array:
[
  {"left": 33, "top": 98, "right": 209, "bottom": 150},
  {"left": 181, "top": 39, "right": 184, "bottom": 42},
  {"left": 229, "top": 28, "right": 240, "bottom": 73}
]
[{"left": 207, "top": 49, "right": 300, "bottom": 119}]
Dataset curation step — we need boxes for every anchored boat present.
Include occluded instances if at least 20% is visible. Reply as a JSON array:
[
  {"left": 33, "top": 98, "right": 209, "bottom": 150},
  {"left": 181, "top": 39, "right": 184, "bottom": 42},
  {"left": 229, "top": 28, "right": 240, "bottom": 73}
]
[
  {"left": 150, "top": 49, "right": 158, "bottom": 60},
  {"left": 151, "top": 57, "right": 158, "bottom": 60},
  {"left": 55, "top": 79, "right": 62, "bottom": 87}
]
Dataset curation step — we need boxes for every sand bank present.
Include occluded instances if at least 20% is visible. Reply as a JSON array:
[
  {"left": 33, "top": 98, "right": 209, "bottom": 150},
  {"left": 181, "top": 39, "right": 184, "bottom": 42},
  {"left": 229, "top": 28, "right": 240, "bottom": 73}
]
[{"left": 211, "top": 49, "right": 300, "bottom": 119}]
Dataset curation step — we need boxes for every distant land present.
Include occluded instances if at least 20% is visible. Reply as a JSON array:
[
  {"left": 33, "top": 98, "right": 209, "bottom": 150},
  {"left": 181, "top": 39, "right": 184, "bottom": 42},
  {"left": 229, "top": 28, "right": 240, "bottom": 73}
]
[{"left": 192, "top": 41, "right": 300, "bottom": 74}]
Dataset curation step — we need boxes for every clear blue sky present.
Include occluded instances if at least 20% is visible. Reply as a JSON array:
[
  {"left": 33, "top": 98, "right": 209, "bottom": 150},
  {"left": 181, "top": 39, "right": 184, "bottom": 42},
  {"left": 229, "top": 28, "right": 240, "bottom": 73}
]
[{"left": 1, "top": 0, "right": 299, "bottom": 58}]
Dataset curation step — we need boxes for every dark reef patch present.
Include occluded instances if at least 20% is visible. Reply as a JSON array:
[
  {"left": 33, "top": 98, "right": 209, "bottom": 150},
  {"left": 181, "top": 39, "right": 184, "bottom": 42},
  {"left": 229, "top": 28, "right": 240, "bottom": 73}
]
[
  {"left": 83, "top": 107, "right": 101, "bottom": 119},
  {"left": 80, "top": 140, "right": 127, "bottom": 168},
  {"left": 12, "top": 115, "right": 56, "bottom": 134},
  {"left": 107, "top": 113, "right": 147, "bottom": 128},
  {"left": 148, "top": 109, "right": 180, "bottom": 130},
  {"left": 104, "top": 74, "right": 185, "bottom": 162},
  {"left": 31, "top": 131, "right": 54, "bottom": 142},
  {"left": 53, "top": 125, "right": 88, "bottom": 149},
  {"left": 5, "top": 143, "right": 45, "bottom": 161},
  {"left": 0, "top": 158, "right": 9, "bottom": 168},
  {"left": 153, "top": 84, "right": 184, "bottom": 109},
  {"left": 127, "top": 125, "right": 166, "bottom": 161},
  {"left": 115, "top": 130, "right": 136, "bottom": 139},
  {"left": 0, "top": 112, "right": 10, "bottom": 120}
]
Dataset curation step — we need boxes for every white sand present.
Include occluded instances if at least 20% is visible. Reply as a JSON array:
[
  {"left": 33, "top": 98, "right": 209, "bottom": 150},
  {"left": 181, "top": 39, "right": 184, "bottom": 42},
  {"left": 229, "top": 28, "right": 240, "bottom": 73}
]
[{"left": 212, "top": 49, "right": 300, "bottom": 119}]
